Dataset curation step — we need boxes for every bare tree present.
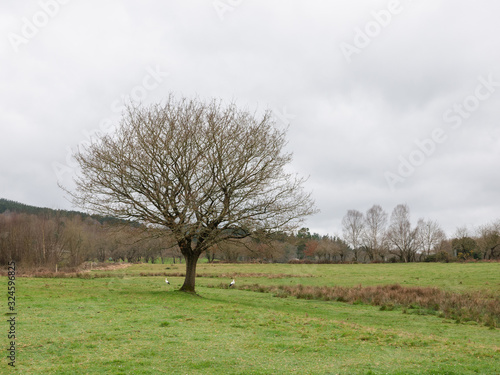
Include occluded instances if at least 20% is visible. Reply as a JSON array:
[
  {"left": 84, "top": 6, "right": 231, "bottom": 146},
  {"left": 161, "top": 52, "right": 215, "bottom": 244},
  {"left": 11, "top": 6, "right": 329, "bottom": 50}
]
[
  {"left": 386, "top": 204, "right": 419, "bottom": 262},
  {"left": 454, "top": 226, "right": 469, "bottom": 239},
  {"left": 416, "top": 218, "right": 446, "bottom": 258},
  {"left": 362, "top": 205, "right": 388, "bottom": 262},
  {"left": 333, "top": 236, "right": 351, "bottom": 262},
  {"left": 215, "top": 238, "right": 247, "bottom": 262},
  {"left": 67, "top": 96, "right": 317, "bottom": 292},
  {"left": 315, "top": 236, "right": 334, "bottom": 261},
  {"left": 61, "top": 216, "right": 86, "bottom": 267},
  {"left": 315, "top": 235, "right": 349, "bottom": 262},
  {"left": 341, "top": 210, "right": 364, "bottom": 261},
  {"left": 476, "top": 221, "right": 500, "bottom": 259}
]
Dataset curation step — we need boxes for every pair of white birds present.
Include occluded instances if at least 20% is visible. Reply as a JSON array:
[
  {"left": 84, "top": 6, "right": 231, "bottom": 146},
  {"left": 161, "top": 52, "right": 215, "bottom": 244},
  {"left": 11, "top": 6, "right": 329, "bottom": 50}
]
[{"left": 164, "top": 278, "right": 235, "bottom": 287}]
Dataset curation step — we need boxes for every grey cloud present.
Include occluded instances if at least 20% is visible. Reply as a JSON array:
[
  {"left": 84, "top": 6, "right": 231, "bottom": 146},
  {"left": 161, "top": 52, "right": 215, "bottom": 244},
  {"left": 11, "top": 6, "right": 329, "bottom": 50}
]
[{"left": 1, "top": 0, "right": 499, "bottom": 237}]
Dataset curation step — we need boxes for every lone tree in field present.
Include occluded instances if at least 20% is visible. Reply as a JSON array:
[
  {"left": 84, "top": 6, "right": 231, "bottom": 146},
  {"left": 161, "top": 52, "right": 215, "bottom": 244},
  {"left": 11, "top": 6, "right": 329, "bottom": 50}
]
[{"left": 68, "top": 96, "right": 317, "bottom": 292}]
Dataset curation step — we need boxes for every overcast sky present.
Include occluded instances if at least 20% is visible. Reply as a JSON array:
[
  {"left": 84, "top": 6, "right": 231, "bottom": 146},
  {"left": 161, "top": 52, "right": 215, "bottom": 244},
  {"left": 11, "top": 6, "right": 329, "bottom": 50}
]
[{"left": 1, "top": 0, "right": 499, "bottom": 237}]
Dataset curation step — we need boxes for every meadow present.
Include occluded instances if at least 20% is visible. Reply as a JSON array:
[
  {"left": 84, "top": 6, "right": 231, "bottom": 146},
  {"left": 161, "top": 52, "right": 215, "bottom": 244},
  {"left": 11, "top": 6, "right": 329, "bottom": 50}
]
[{"left": 4, "top": 262, "right": 500, "bottom": 374}]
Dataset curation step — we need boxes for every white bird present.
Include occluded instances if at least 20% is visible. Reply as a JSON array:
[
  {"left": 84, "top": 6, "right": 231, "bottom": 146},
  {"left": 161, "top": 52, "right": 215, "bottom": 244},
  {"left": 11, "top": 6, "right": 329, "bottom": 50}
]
[
  {"left": 165, "top": 278, "right": 170, "bottom": 285},
  {"left": 229, "top": 279, "right": 235, "bottom": 287}
]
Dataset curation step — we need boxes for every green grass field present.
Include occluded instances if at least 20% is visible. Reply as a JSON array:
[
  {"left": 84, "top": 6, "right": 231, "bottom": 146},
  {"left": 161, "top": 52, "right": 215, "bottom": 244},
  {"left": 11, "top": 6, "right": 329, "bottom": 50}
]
[{"left": 5, "top": 262, "right": 500, "bottom": 374}]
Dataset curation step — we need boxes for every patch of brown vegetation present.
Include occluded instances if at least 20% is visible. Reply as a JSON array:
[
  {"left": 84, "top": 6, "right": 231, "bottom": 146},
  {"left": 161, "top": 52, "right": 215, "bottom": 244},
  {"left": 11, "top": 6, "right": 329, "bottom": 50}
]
[
  {"left": 211, "top": 282, "right": 499, "bottom": 328},
  {"left": 0, "top": 262, "right": 132, "bottom": 278},
  {"left": 91, "top": 263, "right": 132, "bottom": 271}
]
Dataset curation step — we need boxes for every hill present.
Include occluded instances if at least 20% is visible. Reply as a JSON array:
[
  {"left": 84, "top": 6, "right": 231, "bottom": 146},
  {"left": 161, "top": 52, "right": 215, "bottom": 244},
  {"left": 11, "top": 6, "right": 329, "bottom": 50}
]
[{"left": 0, "top": 198, "right": 126, "bottom": 225}]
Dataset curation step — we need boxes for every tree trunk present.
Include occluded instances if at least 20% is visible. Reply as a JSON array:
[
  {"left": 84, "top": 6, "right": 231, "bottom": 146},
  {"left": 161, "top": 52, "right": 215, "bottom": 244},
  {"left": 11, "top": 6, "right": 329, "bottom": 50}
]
[{"left": 179, "top": 251, "right": 201, "bottom": 293}]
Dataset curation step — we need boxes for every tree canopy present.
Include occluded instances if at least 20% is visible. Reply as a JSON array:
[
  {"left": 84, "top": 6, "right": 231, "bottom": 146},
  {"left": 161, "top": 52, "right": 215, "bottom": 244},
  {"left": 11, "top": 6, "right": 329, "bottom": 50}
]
[{"left": 68, "top": 96, "right": 317, "bottom": 292}]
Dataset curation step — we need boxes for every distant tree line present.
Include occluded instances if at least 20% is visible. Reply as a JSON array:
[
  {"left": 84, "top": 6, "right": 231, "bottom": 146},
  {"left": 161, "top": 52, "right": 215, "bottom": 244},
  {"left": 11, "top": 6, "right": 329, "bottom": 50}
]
[
  {"left": 0, "top": 210, "right": 177, "bottom": 268},
  {"left": 1, "top": 199, "right": 499, "bottom": 268},
  {"left": 0, "top": 199, "right": 302, "bottom": 267},
  {"left": 0, "top": 199, "right": 182, "bottom": 268},
  {"left": 340, "top": 203, "right": 500, "bottom": 262}
]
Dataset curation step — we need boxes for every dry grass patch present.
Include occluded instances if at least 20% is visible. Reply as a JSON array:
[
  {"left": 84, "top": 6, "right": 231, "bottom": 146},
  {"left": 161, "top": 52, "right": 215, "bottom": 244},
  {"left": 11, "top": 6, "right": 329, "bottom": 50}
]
[
  {"left": 2, "top": 262, "right": 133, "bottom": 278},
  {"left": 213, "top": 283, "right": 500, "bottom": 328}
]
